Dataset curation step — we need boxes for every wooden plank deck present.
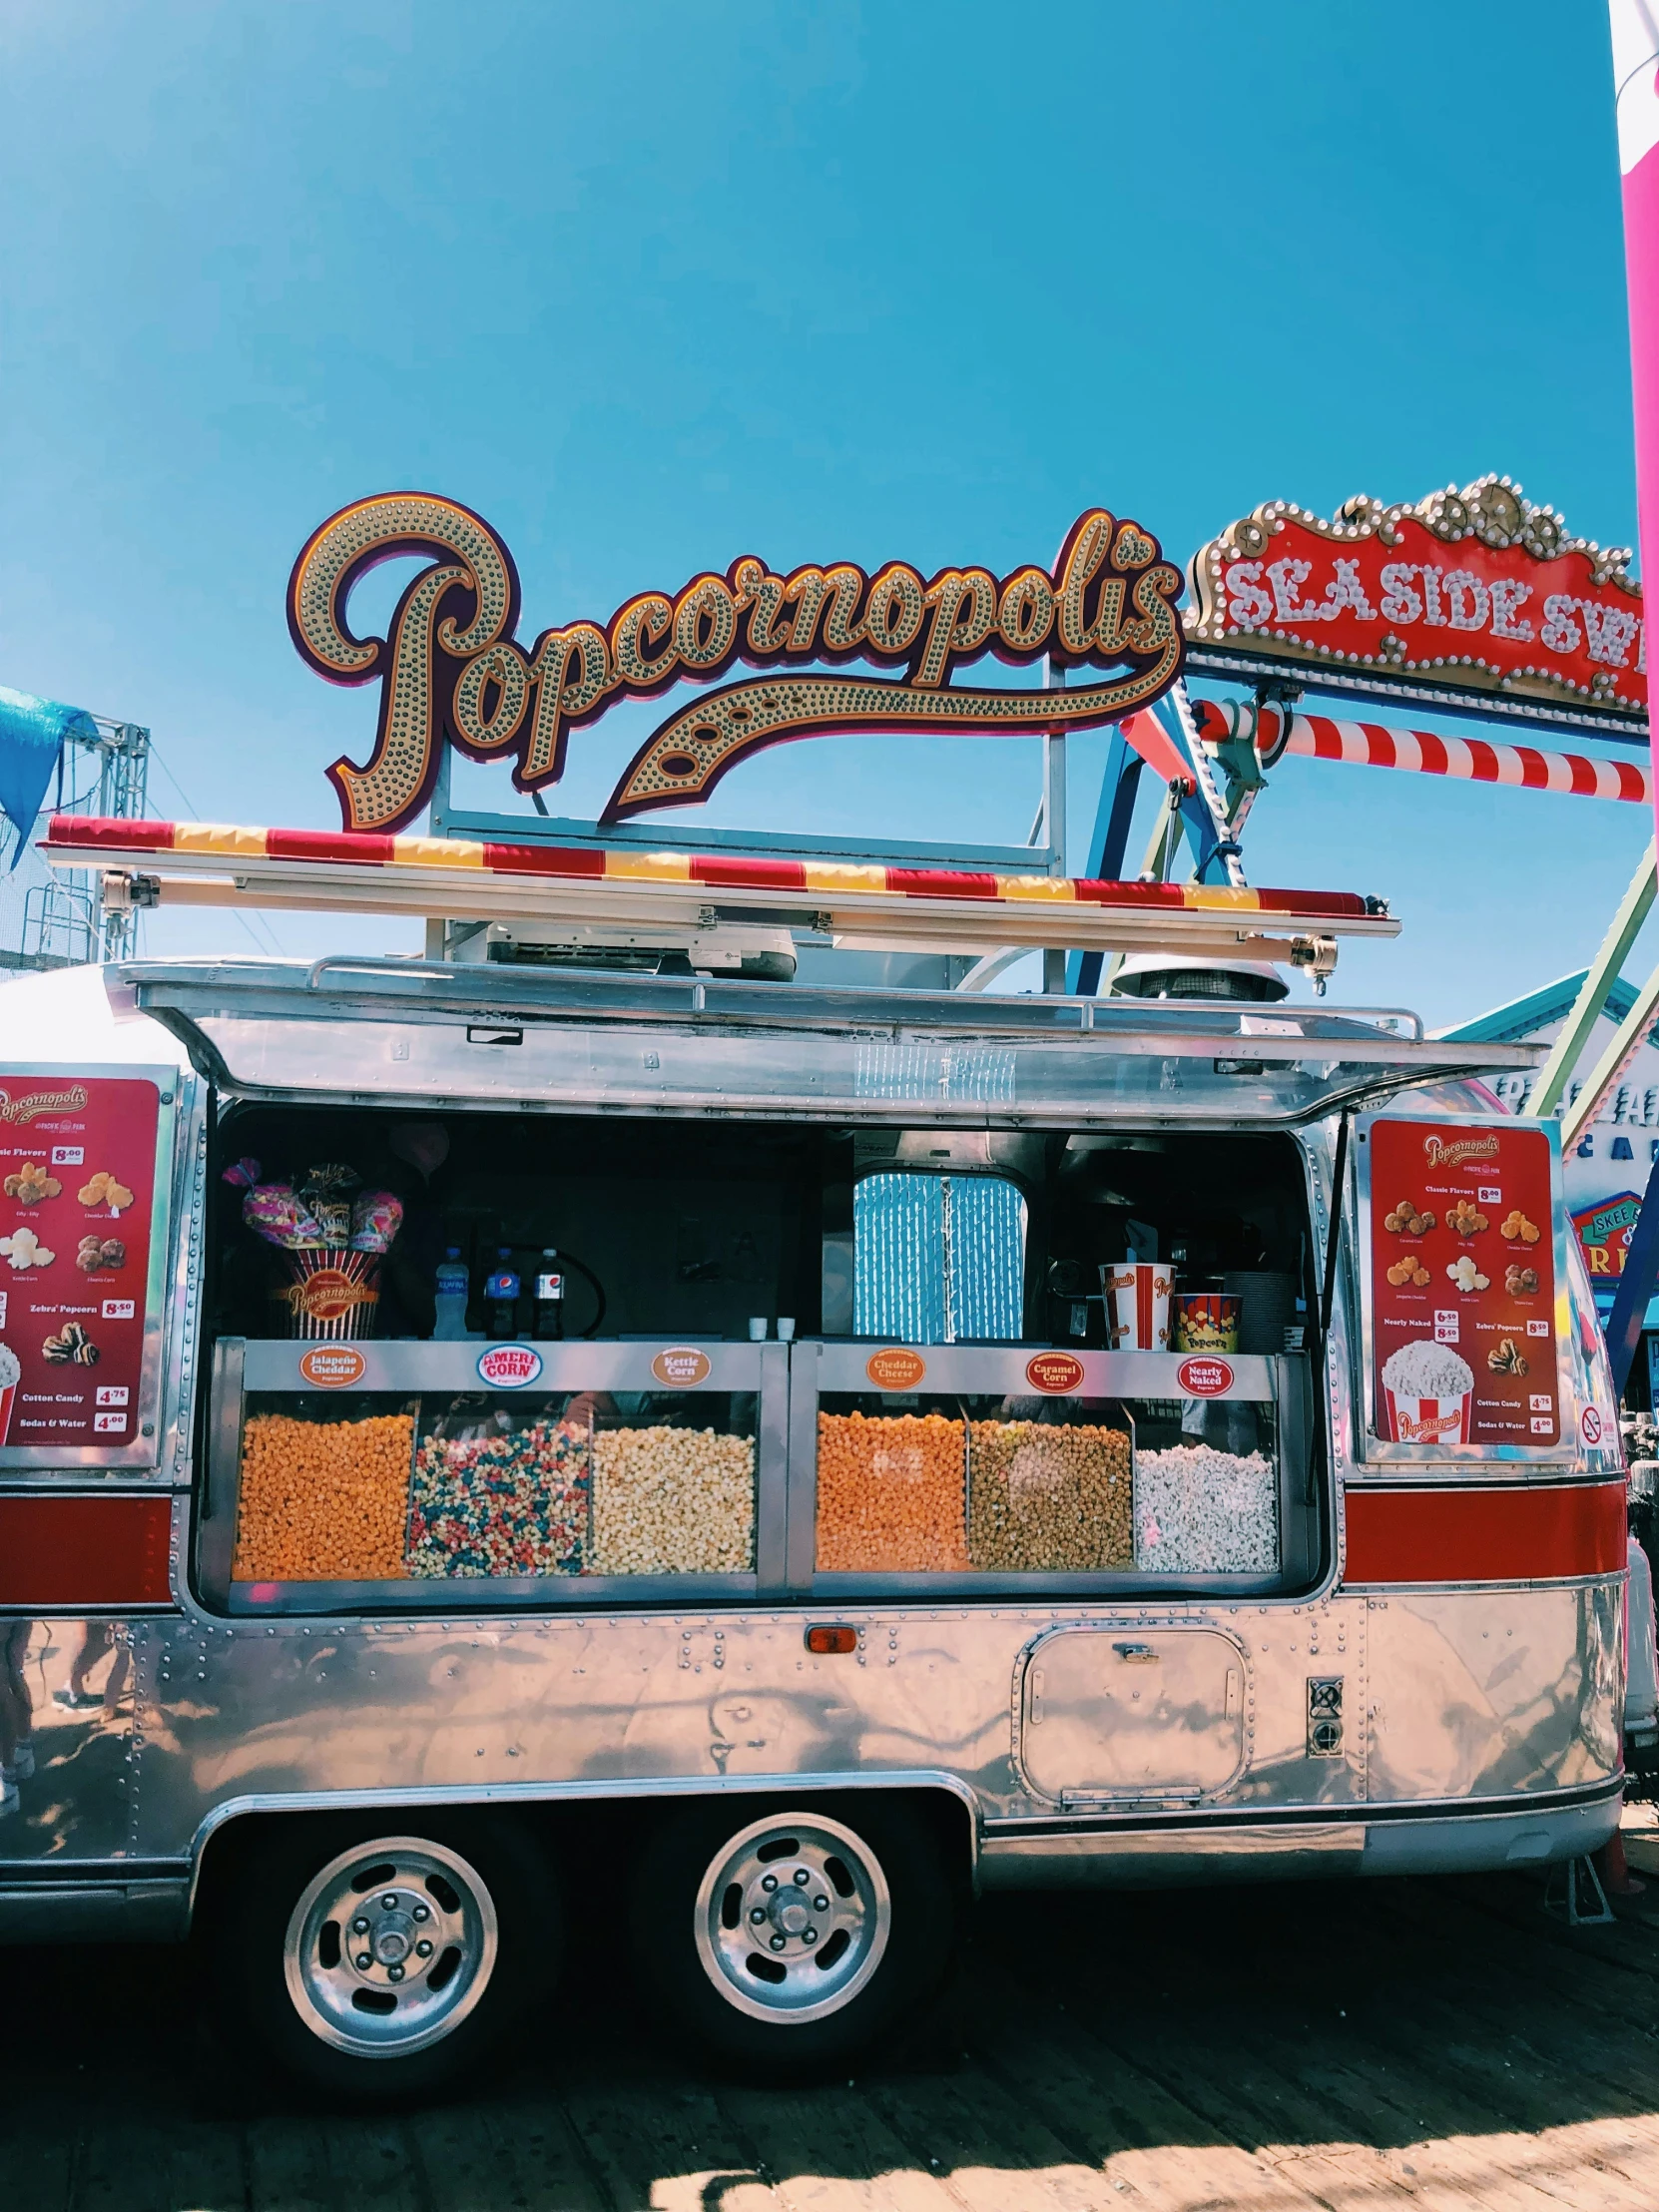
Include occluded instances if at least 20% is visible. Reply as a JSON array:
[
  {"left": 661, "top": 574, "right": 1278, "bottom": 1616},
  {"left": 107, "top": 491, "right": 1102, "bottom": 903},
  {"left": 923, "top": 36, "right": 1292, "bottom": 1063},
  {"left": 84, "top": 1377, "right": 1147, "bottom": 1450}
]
[{"left": 7, "top": 1873, "right": 1659, "bottom": 2212}]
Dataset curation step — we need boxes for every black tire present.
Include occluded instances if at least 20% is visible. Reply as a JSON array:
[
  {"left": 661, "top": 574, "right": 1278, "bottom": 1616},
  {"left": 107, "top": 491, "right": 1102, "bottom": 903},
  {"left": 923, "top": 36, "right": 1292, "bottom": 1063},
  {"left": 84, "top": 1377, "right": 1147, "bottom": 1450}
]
[
  {"left": 630, "top": 1795, "right": 958, "bottom": 2079},
  {"left": 210, "top": 1813, "right": 557, "bottom": 2105}
]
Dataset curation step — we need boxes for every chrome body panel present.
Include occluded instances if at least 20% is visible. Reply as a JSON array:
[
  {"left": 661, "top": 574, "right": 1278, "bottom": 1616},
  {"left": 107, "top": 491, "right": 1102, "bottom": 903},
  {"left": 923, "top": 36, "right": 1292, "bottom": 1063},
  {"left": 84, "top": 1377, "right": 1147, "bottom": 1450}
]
[
  {"left": 0, "top": 960, "right": 1626, "bottom": 1939},
  {"left": 1363, "top": 1585, "right": 1622, "bottom": 1800}
]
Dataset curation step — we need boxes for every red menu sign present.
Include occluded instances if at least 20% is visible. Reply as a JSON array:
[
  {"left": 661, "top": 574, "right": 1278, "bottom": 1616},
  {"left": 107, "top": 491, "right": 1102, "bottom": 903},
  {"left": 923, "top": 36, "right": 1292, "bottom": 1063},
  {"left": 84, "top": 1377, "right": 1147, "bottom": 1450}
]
[
  {"left": 1369, "top": 1118, "right": 1557, "bottom": 1449},
  {"left": 0, "top": 1076, "right": 161, "bottom": 1455}
]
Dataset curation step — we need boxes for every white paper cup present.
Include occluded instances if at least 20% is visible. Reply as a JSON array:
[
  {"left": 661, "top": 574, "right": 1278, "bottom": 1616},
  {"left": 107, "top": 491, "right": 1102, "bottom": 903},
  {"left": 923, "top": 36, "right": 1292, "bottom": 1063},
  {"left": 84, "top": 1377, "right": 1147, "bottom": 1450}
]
[
  {"left": 748, "top": 1318, "right": 769, "bottom": 1342},
  {"left": 1100, "top": 1264, "right": 1173, "bottom": 1352},
  {"left": 777, "top": 1318, "right": 796, "bottom": 1343},
  {"left": 1383, "top": 1385, "right": 1472, "bottom": 1444}
]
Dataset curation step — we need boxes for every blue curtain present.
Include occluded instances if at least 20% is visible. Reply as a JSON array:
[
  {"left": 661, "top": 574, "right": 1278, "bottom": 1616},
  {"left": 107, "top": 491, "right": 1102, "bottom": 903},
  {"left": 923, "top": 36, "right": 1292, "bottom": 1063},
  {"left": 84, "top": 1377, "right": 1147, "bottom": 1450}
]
[
  {"left": 0, "top": 687, "right": 98, "bottom": 870},
  {"left": 854, "top": 1172, "right": 1026, "bottom": 1343}
]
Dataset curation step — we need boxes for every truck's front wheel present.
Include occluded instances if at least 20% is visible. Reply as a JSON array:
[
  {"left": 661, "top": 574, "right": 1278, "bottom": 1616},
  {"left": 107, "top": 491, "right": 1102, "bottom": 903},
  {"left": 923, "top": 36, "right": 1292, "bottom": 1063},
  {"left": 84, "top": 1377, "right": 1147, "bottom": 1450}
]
[{"left": 215, "top": 1817, "right": 553, "bottom": 2102}]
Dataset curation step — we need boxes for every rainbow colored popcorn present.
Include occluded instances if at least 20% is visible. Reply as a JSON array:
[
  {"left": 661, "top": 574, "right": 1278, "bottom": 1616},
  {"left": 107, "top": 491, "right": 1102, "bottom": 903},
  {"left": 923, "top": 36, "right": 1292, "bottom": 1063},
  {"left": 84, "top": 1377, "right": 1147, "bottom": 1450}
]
[{"left": 405, "top": 1417, "right": 589, "bottom": 1578}]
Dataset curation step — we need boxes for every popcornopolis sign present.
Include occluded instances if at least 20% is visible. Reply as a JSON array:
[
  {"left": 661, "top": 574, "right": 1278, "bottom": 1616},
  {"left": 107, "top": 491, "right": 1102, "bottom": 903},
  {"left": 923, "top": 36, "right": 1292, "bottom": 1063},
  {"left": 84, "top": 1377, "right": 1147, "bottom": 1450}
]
[
  {"left": 1185, "top": 474, "right": 1647, "bottom": 739},
  {"left": 287, "top": 495, "right": 1187, "bottom": 833}
]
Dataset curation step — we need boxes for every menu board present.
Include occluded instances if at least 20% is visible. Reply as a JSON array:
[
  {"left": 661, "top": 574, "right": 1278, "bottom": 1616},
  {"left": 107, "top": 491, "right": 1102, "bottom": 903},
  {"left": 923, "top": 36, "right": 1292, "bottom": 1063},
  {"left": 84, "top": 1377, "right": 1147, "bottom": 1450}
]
[
  {"left": 1368, "top": 1116, "right": 1558, "bottom": 1449},
  {"left": 0, "top": 1075, "right": 161, "bottom": 1456}
]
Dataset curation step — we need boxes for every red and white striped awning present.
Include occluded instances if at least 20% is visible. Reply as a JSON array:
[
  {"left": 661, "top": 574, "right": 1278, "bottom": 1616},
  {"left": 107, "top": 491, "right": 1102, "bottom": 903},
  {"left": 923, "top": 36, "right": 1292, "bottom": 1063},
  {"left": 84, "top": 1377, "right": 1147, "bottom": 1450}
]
[
  {"left": 1278, "top": 713, "right": 1650, "bottom": 803},
  {"left": 42, "top": 815, "right": 1396, "bottom": 960}
]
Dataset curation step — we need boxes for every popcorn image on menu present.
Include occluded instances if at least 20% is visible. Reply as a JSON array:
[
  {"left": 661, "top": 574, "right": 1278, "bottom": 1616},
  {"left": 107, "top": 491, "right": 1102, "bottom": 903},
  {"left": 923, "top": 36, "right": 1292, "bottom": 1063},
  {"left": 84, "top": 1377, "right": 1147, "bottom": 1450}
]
[{"left": 1382, "top": 1340, "right": 1474, "bottom": 1443}]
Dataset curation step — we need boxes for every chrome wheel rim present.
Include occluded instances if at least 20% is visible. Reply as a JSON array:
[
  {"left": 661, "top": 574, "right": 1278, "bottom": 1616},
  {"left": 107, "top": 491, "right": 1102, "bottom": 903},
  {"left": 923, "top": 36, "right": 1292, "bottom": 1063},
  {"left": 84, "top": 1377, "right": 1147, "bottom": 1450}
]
[
  {"left": 692, "top": 1810, "right": 891, "bottom": 2024},
  {"left": 282, "top": 1836, "right": 499, "bottom": 2059}
]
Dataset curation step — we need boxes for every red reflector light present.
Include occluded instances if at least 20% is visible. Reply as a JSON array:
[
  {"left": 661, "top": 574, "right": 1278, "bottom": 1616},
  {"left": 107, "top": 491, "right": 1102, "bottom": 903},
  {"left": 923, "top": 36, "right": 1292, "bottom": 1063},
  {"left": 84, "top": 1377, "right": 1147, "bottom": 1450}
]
[{"left": 806, "top": 1624, "right": 857, "bottom": 1655}]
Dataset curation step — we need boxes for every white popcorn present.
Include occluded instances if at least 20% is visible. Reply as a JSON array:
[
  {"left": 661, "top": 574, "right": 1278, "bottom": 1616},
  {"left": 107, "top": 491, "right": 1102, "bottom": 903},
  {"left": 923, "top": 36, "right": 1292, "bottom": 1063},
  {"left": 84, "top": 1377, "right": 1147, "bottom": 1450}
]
[
  {"left": 1135, "top": 1444, "right": 1279, "bottom": 1574},
  {"left": 0, "top": 1343, "right": 18, "bottom": 1388},
  {"left": 1382, "top": 1341, "right": 1473, "bottom": 1399}
]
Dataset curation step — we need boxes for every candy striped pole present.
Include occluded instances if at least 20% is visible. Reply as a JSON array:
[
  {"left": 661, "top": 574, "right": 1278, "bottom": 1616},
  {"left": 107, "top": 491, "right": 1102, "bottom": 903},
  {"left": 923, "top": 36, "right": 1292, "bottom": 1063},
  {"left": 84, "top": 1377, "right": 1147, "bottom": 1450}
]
[{"left": 1277, "top": 713, "right": 1651, "bottom": 803}]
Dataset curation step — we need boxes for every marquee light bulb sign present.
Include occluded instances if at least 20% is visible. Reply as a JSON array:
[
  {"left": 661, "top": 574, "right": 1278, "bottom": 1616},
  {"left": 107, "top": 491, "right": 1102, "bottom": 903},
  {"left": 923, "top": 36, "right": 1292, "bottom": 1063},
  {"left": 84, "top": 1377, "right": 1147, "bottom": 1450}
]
[
  {"left": 1185, "top": 474, "right": 1647, "bottom": 734},
  {"left": 287, "top": 495, "right": 1187, "bottom": 834}
]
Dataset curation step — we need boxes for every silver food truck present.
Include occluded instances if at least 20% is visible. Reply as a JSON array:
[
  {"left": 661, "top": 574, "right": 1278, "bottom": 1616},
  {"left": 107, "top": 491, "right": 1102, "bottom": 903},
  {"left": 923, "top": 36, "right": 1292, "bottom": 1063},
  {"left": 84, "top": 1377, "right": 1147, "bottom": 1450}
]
[{"left": 0, "top": 837, "right": 1628, "bottom": 2096}]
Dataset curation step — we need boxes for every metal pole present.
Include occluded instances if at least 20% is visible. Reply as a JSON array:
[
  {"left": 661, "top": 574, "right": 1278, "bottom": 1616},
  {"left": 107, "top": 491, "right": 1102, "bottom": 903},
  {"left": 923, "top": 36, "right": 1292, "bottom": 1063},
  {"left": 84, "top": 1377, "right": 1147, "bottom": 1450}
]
[
  {"left": 1042, "top": 663, "right": 1066, "bottom": 994},
  {"left": 1525, "top": 840, "right": 1656, "bottom": 1120},
  {"left": 1559, "top": 949, "right": 1659, "bottom": 1152}
]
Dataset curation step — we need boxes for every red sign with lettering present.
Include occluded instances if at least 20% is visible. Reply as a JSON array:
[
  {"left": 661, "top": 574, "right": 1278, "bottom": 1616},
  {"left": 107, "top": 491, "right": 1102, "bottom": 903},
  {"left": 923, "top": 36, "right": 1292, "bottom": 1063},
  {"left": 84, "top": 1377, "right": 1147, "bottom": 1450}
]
[
  {"left": 1025, "top": 1352, "right": 1085, "bottom": 1394},
  {"left": 1369, "top": 1118, "right": 1558, "bottom": 1448},
  {"left": 1188, "top": 478, "right": 1644, "bottom": 730},
  {"left": 1176, "top": 1356, "right": 1234, "bottom": 1397},
  {"left": 0, "top": 1076, "right": 160, "bottom": 1455}
]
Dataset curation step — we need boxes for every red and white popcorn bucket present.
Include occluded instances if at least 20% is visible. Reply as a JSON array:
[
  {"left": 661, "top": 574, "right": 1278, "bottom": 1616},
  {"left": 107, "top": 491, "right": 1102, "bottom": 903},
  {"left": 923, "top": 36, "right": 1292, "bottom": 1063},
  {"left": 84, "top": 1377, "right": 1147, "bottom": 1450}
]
[
  {"left": 1100, "top": 1264, "right": 1173, "bottom": 1352},
  {"left": 1382, "top": 1385, "right": 1472, "bottom": 1444},
  {"left": 0, "top": 1344, "right": 17, "bottom": 1444}
]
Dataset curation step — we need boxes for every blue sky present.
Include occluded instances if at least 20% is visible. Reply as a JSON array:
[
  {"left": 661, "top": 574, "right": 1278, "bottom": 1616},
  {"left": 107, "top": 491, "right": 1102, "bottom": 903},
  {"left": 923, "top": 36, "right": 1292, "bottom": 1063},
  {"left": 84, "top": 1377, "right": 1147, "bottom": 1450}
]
[{"left": 0, "top": 0, "right": 1651, "bottom": 1022}]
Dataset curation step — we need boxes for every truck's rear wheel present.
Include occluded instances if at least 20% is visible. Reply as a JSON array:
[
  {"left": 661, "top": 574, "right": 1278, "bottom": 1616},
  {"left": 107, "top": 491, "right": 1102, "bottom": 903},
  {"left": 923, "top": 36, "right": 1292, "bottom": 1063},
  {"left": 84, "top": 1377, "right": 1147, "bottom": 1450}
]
[
  {"left": 631, "top": 1799, "right": 956, "bottom": 2076},
  {"left": 216, "top": 1817, "right": 553, "bottom": 2102}
]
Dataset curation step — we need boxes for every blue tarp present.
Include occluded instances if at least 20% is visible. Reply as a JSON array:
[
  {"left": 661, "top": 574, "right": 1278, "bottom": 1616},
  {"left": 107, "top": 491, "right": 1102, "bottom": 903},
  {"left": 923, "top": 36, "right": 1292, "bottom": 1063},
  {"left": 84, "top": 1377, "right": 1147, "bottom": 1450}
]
[{"left": 0, "top": 686, "right": 99, "bottom": 870}]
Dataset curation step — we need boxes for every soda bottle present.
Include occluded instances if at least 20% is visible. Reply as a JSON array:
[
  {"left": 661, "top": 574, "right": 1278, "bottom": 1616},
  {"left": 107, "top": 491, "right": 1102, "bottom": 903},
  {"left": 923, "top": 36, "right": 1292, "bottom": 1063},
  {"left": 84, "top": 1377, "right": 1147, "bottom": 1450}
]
[
  {"left": 484, "top": 1247, "right": 521, "bottom": 1340},
  {"left": 533, "top": 1249, "right": 565, "bottom": 1340},
  {"left": 432, "top": 1248, "right": 471, "bottom": 1341}
]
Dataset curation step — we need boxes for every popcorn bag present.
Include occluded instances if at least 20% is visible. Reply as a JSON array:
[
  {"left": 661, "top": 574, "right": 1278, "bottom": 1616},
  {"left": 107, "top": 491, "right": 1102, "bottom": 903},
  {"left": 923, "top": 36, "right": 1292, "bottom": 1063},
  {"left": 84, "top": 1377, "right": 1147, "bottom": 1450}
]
[
  {"left": 1382, "top": 1340, "right": 1474, "bottom": 1444},
  {"left": 272, "top": 1247, "right": 382, "bottom": 1341}
]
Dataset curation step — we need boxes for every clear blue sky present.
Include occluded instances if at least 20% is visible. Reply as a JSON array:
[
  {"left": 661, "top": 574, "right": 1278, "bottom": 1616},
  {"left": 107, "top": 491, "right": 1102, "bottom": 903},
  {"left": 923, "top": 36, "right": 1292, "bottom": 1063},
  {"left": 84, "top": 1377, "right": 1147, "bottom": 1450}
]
[{"left": 0, "top": 0, "right": 1650, "bottom": 1022}]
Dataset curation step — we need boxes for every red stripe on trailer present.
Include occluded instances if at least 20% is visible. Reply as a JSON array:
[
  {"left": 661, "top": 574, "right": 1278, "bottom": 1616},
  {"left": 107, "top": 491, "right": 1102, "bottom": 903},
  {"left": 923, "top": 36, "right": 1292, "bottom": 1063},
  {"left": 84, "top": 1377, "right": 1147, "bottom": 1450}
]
[
  {"left": 482, "top": 841, "right": 607, "bottom": 877},
  {"left": 1364, "top": 724, "right": 1398, "bottom": 769},
  {"left": 1618, "top": 760, "right": 1648, "bottom": 801},
  {"left": 888, "top": 867, "right": 999, "bottom": 899},
  {"left": 269, "top": 828, "right": 393, "bottom": 865},
  {"left": 1342, "top": 1481, "right": 1626, "bottom": 1586},
  {"left": 1515, "top": 747, "right": 1550, "bottom": 791},
  {"left": 0, "top": 1494, "right": 174, "bottom": 1608},
  {"left": 46, "top": 814, "right": 176, "bottom": 851},
  {"left": 690, "top": 854, "right": 810, "bottom": 892},
  {"left": 1464, "top": 738, "right": 1500, "bottom": 784},
  {"left": 1415, "top": 731, "right": 1448, "bottom": 777}
]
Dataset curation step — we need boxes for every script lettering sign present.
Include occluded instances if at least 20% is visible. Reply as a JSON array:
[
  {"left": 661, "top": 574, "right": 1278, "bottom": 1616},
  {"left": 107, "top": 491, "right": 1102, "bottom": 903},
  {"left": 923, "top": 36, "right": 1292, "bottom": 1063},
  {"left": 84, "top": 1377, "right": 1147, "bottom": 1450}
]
[{"left": 288, "top": 496, "right": 1186, "bottom": 833}]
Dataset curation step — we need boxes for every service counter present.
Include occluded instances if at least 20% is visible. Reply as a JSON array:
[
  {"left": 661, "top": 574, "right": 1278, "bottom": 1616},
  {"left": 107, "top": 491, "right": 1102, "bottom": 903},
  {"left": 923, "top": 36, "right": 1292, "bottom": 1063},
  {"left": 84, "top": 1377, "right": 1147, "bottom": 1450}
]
[{"left": 199, "top": 1338, "right": 1314, "bottom": 1614}]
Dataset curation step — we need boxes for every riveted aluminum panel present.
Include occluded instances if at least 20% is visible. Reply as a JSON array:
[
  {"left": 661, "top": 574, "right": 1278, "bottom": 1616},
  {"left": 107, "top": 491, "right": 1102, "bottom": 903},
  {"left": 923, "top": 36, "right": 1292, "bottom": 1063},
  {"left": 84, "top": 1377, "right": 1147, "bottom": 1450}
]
[{"left": 1014, "top": 1624, "right": 1249, "bottom": 1804}]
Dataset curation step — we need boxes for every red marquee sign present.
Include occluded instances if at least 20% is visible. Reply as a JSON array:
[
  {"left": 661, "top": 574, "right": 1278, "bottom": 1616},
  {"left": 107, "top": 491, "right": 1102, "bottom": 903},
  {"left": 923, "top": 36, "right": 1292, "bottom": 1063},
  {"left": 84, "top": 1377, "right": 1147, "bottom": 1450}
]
[
  {"left": 289, "top": 496, "right": 1187, "bottom": 834},
  {"left": 1186, "top": 476, "right": 1644, "bottom": 734}
]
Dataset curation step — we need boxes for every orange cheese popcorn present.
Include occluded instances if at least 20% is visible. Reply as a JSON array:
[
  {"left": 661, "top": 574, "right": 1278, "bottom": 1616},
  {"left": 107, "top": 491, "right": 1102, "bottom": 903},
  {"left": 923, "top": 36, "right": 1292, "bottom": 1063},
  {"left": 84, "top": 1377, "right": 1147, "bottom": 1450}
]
[
  {"left": 816, "top": 1410, "right": 968, "bottom": 1572},
  {"left": 232, "top": 1412, "right": 413, "bottom": 1582}
]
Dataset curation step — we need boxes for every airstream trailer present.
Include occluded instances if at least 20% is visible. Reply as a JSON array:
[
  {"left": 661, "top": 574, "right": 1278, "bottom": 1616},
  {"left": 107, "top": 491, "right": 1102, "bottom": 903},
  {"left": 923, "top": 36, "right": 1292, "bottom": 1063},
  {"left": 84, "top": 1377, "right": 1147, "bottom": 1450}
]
[{"left": 0, "top": 896, "right": 1625, "bottom": 2093}]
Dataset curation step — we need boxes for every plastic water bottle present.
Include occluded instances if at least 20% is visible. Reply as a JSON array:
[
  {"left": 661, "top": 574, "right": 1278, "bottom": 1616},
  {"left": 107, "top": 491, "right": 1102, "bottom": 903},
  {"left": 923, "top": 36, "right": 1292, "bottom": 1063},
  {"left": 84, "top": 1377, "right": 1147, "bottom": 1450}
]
[{"left": 433, "top": 1249, "right": 471, "bottom": 1341}]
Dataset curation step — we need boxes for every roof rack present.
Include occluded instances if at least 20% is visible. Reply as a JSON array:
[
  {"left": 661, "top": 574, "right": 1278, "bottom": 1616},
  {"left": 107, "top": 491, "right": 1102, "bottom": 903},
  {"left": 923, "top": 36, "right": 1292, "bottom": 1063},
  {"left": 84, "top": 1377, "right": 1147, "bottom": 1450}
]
[{"left": 47, "top": 817, "right": 1397, "bottom": 977}]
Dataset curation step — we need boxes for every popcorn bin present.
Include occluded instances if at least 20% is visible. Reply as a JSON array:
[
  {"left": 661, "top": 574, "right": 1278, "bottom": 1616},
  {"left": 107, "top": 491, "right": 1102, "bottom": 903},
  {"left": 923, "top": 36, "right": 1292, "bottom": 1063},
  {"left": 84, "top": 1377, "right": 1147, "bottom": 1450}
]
[
  {"left": 0, "top": 1342, "right": 17, "bottom": 1444},
  {"left": 1100, "top": 1264, "right": 1173, "bottom": 1352},
  {"left": 1382, "top": 1341, "right": 1474, "bottom": 1443},
  {"left": 271, "top": 1247, "right": 382, "bottom": 1340}
]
